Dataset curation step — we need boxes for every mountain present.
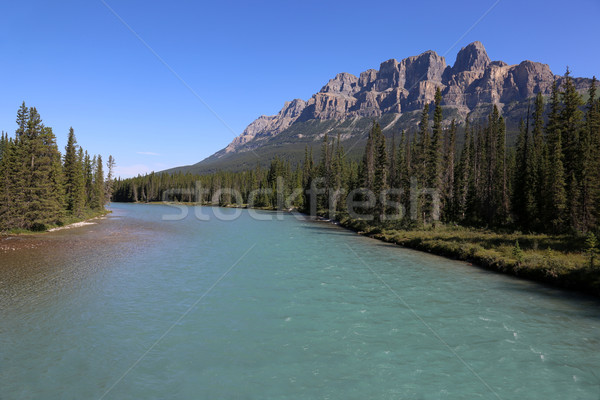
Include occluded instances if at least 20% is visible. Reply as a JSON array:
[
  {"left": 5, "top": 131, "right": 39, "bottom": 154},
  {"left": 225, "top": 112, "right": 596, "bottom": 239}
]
[{"left": 165, "top": 41, "right": 592, "bottom": 174}]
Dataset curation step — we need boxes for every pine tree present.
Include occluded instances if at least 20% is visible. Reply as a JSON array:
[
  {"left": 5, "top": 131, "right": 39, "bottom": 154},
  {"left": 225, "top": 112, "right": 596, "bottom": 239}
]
[
  {"left": 560, "top": 68, "right": 584, "bottom": 179},
  {"left": 83, "top": 150, "right": 94, "bottom": 207},
  {"left": 494, "top": 114, "right": 509, "bottom": 225},
  {"left": 455, "top": 116, "right": 471, "bottom": 221},
  {"left": 389, "top": 133, "right": 397, "bottom": 189},
  {"left": 18, "top": 108, "right": 64, "bottom": 228},
  {"left": 531, "top": 92, "right": 547, "bottom": 227},
  {"left": 586, "top": 232, "right": 598, "bottom": 268},
  {"left": 63, "top": 128, "right": 85, "bottom": 216},
  {"left": 513, "top": 118, "right": 529, "bottom": 227},
  {"left": 443, "top": 119, "right": 456, "bottom": 220},
  {"left": 559, "top": 69, "right": 585, "bottom": 232},
  {"left": 568, "top": 171, "right": 581, "bottom": 232},
  {"left": 373, "top": 122, "right": 388, "bottom": 221},
  {"left": 105, "top": 155, "right": 116, "bottom": 204},
  {"left": 15, "top": 102, "right": 28, "bottom": 140},
  {"left": 418, "top": 104, "right": 430, "bottom": 186},
  {"left": 580, "top": 77, "right": 600, "bottom": 232},
  {"left": 333, "top": 133, "right": 347, "bottom": 213},
  {"left": 430, "top": 88, "right": 444, "bottom": 196},
  {"left": 0, "top": 134, "right": 16, "bottom": 230},
  {"left": 91, "top": 155, "right": 105, "bottom": 210},
  {"left": 546, "top": 130, "right": 567, "bottom": 232},
  {"left": 361, "top": 121, "right": 377, "bottom": 192}
]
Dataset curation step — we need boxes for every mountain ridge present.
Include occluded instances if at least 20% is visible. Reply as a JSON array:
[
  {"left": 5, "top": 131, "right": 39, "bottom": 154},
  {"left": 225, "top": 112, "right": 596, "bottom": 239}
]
[{"left": 165, "top": 41, "right": 591, "bottom": 175}]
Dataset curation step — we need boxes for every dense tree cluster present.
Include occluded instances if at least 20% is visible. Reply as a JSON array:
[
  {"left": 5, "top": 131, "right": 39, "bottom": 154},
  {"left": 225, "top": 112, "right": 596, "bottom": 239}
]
[
  {"left": 0, "top": 102, "right": 114, "bottom": 231},
  {"left": 114, "top": 72, "right": 600, "bottom": 234}
]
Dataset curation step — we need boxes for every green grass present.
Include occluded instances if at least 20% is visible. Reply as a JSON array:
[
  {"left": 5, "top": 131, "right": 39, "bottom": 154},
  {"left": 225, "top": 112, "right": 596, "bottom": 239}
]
[{"left": 1, "top": 208, "right": 111, "bottom": 236}]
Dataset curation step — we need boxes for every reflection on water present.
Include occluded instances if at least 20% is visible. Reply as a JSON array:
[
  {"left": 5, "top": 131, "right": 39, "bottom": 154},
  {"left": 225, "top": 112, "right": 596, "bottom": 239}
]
[{"left": 0, "top": 208, "right": 156, "bottom": 311}]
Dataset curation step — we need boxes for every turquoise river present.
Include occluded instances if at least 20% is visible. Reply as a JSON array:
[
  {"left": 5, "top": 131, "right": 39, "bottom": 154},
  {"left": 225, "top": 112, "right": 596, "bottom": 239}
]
[{"left": 1, "top": 203, "right": 599, "bottom": 399}]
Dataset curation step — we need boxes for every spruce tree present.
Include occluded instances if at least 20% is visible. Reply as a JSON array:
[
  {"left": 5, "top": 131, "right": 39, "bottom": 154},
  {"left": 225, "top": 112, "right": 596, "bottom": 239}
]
[
  {"left": 361, "top": 121, "right": 376, "bottom": 192},
  {"left": 91, "top": 155, "right": 105, "bottom": 210},
  {"left": 83, "top": 150, "right": 94, "bottom": 207},
  {"left": 443, "top": 119, "right": 456, "bottom": 220},
  {"left": 531, "top": 92, "right": 547, "bottom": 227},
  {"left": 513, "top": 118, "right": 529, "bottom": 227},
  {"left": 418, "top": 104, "right": 430, "bottom": 186},
  {"left": 581, "top": 77, "right": 600, "bottom": 231},
  {"left": 105, "top": 155, "right": 116, "bottom": 204},
  {"left": 455, "top": 116, "right": 471, "bottom": 221},
  {"left": 494, "top": 115, "right": 509, "bottom": 225},
  {"left": 63, "top": 128, "right": 85, "bottom": 216},
  {"left": 547, "top": 130, "right": 567, "bottom": 232},
  {"left": 430, "top": 88, "right": 444, "bottom": 196},
  {"left": 373, "top": 122, "right": 388, "bottom": 221}
]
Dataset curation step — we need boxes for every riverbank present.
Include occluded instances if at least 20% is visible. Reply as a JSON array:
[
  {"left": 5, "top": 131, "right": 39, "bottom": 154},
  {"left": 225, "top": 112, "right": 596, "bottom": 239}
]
[
  {"left": 335, "top": 216, "right": 600, "bottom": 297},
  {"left": 0, "top": 209, "right": 111, "bottom": 237}
]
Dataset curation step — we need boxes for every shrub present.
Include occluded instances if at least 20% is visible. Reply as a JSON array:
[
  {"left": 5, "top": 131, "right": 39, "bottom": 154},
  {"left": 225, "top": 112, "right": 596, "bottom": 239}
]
[
  {"left": 512, "top": 240, "right": 524, "bottom": 265},
  {"left": 30, "top": 222, "right": 47, "bottom": 232},
  {"left": 585, "top": 232, "right": 598, "bottom": 268}
]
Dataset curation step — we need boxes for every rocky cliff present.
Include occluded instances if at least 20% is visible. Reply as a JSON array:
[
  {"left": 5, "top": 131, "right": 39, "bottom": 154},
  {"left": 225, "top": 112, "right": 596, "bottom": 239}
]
[{"left": 168, "top": 41, "right": 591, "bottom": 174}]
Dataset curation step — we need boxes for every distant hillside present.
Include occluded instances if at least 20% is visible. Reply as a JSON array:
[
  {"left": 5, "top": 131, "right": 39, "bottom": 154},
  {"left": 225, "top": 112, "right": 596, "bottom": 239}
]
[{"left": 164, "top": 41, "right": 591, "bottom": 175}]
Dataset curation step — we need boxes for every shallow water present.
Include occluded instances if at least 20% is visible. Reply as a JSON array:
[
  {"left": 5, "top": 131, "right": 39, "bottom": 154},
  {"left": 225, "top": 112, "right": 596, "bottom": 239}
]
[{"left": 1, "top": 203, "right": 599, "bottom": 399}]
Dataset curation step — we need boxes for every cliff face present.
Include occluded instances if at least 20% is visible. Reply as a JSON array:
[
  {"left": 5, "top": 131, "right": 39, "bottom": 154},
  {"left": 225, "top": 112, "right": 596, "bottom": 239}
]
[{"left": 204, "top": 42, "right": 590, "bottom": 163}]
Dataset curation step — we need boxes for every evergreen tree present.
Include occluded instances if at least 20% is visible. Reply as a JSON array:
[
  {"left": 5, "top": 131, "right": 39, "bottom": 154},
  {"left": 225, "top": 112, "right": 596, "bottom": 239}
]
[
  {"left": 373, "top": 122, "right": 388, "bottom": 221},
  {"left": 105, "top": 155, "right": 116, "bottom": 204},
  {"left": 546, "top": 130, "right": 567, "bottom": 232},
  {"left": 83, "top": 150, "right": 94, "bottom": 206},
  {"left": 580, "top": 77, "right": 600, "bottom": 231},
  {"left": 63, "top": 128, "right": 85, "bottom": 216},
  {"left": 455, "top": 116, "right": 471, "bottom": 221},
  {"left": 494, "top": 114, "right": 509, "bottom": 225},
  {"left": 531, "top": 92, "right": 547, "bottom": 227},
  {"left": 91, "top": 155, "right": 105, "bottom": 210},
  {"left": 513, "top": 118, "right": 529, "bottom": 227},
  {"left": 560, "top": 68, "right": 584, "bottom": 179},
  {"left": 417, "top": 104, "right": 430, "bottom": 186},
  {"left": 361, "top": 122, "right": 376, "bottom": 192},
  {"left": 430, "top": 88, "right": 444, "bottom": 196},
  {"left": 443, "top": 119, "right": 456, "bottom": 220}
]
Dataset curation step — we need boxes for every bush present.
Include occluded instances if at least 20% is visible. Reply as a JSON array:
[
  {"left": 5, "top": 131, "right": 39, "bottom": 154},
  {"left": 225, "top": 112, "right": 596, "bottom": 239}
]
[
  {"left": 30, "top": 222, "right": 47, "bottom": 232},
  {"left": 512, "top": 240, "right": 524, "bottom": 265}
]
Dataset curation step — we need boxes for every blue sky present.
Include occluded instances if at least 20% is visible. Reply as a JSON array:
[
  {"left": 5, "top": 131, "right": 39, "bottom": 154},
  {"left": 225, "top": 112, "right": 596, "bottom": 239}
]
[{"left": 1, "top": 0, "right": 598, "bottom": 178}]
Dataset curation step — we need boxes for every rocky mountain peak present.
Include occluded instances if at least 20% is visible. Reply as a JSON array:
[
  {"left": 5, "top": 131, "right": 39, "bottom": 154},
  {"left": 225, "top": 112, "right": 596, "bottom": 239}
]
[
  {"left": 211, "top": 41, "right": 591, "bottom": 159},
  {"left": 452, "top": 41, "right": 490, "bottom": 73},
  {"left": 320, "top": 72, "right": 359, "bottom": 95}
]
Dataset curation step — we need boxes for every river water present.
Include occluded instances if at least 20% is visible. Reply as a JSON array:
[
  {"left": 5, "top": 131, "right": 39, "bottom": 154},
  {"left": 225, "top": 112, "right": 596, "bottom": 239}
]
[{"left": 1, "top": 203, "right": 599, "bottom": 399}]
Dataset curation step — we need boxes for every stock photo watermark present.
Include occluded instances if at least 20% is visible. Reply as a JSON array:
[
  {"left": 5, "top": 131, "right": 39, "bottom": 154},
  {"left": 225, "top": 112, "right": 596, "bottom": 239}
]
[{"left": 160, "top": 176, "right": 441, "bottom": 222}]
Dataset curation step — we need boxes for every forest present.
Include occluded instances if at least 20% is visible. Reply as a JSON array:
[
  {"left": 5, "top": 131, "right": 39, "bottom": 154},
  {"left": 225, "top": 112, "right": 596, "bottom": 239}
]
[
  {"left": 113, "top": 71, "right": 600, "bottom": 237},
  {"left": 0, "top": 102, "right": 115, "bottom": 231}
]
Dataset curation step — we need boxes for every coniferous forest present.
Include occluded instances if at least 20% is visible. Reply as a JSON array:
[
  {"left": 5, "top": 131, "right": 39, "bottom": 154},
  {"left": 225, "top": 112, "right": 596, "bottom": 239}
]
[
  {"left": 0, "top": 102, "right": 115, "bottom": 232},
  {"left": 114, "top": 72, "right": 600, "bottom": 236}
]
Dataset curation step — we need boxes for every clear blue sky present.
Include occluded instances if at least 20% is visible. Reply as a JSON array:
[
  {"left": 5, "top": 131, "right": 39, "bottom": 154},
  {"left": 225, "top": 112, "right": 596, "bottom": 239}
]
[{"left": 1, "top": 0, "right": 598, "bottom": 178}]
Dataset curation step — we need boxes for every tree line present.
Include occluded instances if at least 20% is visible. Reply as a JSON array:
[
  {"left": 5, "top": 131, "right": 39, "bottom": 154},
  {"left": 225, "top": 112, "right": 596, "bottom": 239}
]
[
  {"left": 0, "top": 102, "right": 115, "bottom": 231},
  {"left": 113, "top": 70, "right": 600, "bottom": 235}
]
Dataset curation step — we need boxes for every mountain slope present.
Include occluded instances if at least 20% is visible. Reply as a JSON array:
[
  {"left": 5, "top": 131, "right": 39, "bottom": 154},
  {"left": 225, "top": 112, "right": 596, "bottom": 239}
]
[{"left": 165, "top": 41, "right": 591, "bottom": 174}]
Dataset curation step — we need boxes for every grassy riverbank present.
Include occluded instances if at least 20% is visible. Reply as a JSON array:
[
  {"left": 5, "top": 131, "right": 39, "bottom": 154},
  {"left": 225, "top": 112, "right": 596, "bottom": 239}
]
[
  {"left": 337, "top": 216, "right": 600, "bottom": 297},
  {"left": 0, "top": 209, "right": 111, "bottom": 235}
]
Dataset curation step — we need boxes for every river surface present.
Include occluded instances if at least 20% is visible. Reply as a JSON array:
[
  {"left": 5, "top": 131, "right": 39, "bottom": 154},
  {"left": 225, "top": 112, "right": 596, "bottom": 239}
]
[{"left": 1, "top": 203, "right": 599, "bottom": 399}]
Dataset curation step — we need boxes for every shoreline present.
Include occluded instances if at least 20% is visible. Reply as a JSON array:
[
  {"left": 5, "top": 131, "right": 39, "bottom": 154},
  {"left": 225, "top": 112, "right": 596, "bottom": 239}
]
[
  {"left": 94, "top": 202, "right": 600, "bottom": 297},
  {"left": 333, "top": 217, "right": 599, "bottom": 298},
  {"left": 46, "top": 212, "right": 110, "bottom": 232},
  {"left": 0, "top": 210, "right": 111, "bottom": 237}
]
